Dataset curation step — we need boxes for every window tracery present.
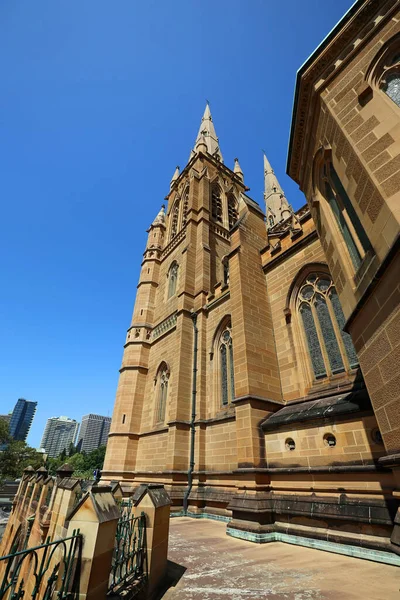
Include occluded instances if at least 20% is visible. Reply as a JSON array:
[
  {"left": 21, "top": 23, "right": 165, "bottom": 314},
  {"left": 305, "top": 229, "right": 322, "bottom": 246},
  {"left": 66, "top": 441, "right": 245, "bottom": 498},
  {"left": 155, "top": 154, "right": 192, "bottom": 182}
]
[
  {"left": 367, "top": 36, "right": 400, "bottom": 108},
  {"left": 219, "top": 324, "right": 235, "bottom": 405},
  {"left": 298, "top": 273, "right": 359, "bottom": 380}
]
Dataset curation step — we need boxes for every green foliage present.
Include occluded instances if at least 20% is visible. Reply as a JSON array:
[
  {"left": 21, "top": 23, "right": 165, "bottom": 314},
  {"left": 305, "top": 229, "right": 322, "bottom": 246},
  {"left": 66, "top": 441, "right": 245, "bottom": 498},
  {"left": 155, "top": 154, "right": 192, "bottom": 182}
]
[
  {"left": 0, "top": 418, "right": 10, "bottom": 446},
  {"left": 0, "top": 434, "right": 107, "bottom": 481},
  {"left": 46, "top": 445, "right": 107, "bottom": 479},
  {"left": 0, "top": 441, "right": 45, "bottom": 481}
]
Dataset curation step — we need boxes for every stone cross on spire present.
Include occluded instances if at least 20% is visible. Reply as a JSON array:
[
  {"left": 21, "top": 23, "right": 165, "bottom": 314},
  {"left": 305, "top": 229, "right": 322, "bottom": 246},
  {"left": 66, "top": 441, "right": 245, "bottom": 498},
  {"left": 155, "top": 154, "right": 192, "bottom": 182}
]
[
  {"left": 192, "top": 103, "right": 223, "bottom": 162},
  {"left": 263, "top": 152, "right": 292, "bottom": 229}
]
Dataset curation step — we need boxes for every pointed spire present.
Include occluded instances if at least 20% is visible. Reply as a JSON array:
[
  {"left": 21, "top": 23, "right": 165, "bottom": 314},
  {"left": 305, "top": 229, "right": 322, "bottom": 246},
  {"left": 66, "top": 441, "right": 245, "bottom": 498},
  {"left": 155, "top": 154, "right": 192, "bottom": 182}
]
[
  {"left": 192, "top": 102, "right": 223, "bottom": 162},
  {"left": 152, "top": 205, "right": 166, "bottom": 227},
  {"left": 263, "top": 151, "right": 292, "bottom": 229},
  {"left": 233, "top": 157, "right": 244, "bottom": 182},
  {"left": 170, "top": 165, "right": 180, "bottom": 190},
  {"left": 264, "top": 152, "right": 284, "bottom": 197}
]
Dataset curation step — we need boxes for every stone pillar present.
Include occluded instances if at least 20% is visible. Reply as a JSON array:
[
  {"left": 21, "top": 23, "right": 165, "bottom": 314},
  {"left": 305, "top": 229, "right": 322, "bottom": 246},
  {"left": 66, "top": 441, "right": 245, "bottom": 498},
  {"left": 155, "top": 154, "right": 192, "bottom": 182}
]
[
  {"left": 66, "top": 484, "right": 121, "bottom": 600},
  {"left": 132, "top": 483, "right": 171, "bottom": 600}
]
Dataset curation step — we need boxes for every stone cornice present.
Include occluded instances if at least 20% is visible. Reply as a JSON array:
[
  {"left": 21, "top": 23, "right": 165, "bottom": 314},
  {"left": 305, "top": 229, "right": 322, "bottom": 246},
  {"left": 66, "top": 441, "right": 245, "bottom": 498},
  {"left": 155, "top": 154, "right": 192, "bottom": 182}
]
[
  {"left": 232, "top": 395, "right": 283, "bottom": 409},
  {"left": 287, "top": 0, "right": 397, "bottom": 184},
  {"left": 262, "top": 230, "right": 318, "bottom": 273}
]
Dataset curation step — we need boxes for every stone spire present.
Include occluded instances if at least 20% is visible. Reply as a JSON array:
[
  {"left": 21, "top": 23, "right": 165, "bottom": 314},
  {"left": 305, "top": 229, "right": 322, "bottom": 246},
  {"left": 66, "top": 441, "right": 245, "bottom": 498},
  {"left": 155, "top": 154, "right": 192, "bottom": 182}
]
[
  {"left": 170, "top": 166, "right": 180, "bottom": 190},
  {"left": 192, "top": 103, "right": 223, "bottom": 162},
  {"left": 233, "top": 157, "right": 244, "bottom": 182},
  {"left": 263, "top": 152, "right": 292, "bottom": 229},
  {"left": 151, "top": 205, "right": 166, "bottom": 227}
]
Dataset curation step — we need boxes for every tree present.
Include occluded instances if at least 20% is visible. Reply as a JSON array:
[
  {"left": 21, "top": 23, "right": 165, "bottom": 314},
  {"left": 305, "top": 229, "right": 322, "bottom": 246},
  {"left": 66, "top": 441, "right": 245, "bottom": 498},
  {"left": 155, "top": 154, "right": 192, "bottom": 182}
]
[
  {"left": 0, "top": 418, "right": 10, "bottom": 446},
  {"left": 0, "top": 441, "right": 44, "bottom": 481}
]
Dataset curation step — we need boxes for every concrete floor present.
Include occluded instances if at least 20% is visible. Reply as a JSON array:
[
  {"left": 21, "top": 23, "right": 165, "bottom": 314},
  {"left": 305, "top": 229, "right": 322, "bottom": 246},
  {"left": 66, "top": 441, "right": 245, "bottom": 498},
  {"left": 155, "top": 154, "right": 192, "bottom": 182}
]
[{"left": 162, "top": 517, "right": 400, "bottom": 600}]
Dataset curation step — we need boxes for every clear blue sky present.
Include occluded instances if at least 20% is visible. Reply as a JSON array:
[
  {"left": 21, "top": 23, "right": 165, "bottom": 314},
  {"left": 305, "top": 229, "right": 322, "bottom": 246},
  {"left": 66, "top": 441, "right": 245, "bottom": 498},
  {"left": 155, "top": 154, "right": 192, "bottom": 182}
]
[{"left": 0, "top": 0, "right": 354, "bottom": 448}]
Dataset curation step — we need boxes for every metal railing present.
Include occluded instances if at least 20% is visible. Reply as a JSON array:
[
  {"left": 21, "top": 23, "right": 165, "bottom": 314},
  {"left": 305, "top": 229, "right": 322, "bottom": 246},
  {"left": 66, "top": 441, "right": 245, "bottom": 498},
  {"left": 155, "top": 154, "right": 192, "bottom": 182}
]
[
  {"left": 108, "top": 513, "right": 147, "bottom": 594},
  {"left": 0, "top": 530, "right": 82, "bottom": 600}
]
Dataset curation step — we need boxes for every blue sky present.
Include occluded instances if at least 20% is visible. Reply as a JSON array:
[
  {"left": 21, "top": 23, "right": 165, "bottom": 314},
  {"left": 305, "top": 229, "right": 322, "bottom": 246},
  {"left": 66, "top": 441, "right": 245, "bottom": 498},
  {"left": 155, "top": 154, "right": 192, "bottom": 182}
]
[{"left": 0, "top": 0, "right": 354, "bottom": 448}]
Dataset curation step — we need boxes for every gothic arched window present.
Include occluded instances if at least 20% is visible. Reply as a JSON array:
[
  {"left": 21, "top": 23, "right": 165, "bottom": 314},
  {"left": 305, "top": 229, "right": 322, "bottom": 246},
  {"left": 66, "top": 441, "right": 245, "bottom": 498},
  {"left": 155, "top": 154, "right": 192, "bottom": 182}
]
[
  {"left": 218, "top": 322, "right": 235, "bottom": 405},
  {"left": 367, "top": 35, "right": 400, "bottom": 108},
  {"left": 222, "top": 257, "right": 229, "bottom": 286},
  {"left": 155, "top": 363, "right": 169, "bottom": 423},
  {"left": 227, "top": 194, "right": 238, "bottom": 228},
  {"left": 167, "top": 262, "right": 178, "bottom": 298},
  {"left": 211, "top": 184, "right": 223, "bottom": 224},
  {"left": 320, "top": 158, "right": 371, "bottom": 271},
  {"left": 170, "top": 199, "right": 180, "bottom": 239},
  {"left": 298, "top": 273, "right": 359, "bottom": 380}
]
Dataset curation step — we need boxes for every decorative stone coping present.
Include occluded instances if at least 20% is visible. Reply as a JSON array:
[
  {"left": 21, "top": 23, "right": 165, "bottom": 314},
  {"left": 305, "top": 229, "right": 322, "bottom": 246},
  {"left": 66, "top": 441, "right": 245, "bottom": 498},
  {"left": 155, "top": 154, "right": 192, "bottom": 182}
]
[
  {"left": 151, "top": 312, "right": 178, "bottom": 341},
  {"left": 226, "top": 528, "right": 400, "bottom": 567}
]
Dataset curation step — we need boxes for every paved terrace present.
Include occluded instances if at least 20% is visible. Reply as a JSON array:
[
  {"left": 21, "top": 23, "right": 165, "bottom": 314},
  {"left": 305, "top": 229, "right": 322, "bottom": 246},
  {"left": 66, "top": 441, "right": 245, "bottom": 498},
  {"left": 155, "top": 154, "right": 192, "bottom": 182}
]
[{"left": 162, "top": 517, "right": 399, "bottom": 600}]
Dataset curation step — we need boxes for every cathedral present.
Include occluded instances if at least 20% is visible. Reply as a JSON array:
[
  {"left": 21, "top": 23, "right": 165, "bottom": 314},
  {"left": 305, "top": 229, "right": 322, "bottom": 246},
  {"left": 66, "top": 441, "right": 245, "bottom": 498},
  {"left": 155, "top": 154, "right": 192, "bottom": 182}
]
[{"left": 103, "top": 0, "right": 400, "bottom": 561}]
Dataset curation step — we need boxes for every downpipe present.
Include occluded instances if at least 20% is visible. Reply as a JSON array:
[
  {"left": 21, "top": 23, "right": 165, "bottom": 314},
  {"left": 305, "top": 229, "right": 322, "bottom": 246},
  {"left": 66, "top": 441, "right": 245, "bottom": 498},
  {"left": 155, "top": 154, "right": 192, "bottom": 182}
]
[{"left": 183, "top": 311, "right": 198, "bottom": 514}]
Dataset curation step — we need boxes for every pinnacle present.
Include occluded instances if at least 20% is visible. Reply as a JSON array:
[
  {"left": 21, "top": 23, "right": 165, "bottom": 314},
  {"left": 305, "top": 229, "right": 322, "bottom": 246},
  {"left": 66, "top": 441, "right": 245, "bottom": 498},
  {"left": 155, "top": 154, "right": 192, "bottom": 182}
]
[{"left": 192, "top": 103, "right": 223, "bottom": 162}]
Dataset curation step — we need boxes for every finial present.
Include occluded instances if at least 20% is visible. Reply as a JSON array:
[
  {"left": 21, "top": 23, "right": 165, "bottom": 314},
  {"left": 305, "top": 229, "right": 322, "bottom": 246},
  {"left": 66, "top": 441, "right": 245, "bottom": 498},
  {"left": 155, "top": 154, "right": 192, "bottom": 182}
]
[
  {"left": 234, "top": 157, "right": 244, "bottom": 182},
  {"left": 170, "top": 165, "right": 180, "bottom": 190},
  {"left": 152, "top": 205, "right": 166, "bottom": 226},
  {"left": 191, "top": 103, "right": 223, "bottom": 162}
]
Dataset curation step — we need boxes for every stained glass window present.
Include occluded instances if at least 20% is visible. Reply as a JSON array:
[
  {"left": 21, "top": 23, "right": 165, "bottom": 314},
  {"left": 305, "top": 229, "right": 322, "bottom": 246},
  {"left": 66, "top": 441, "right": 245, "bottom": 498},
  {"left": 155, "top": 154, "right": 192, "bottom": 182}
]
[
  {"left": 168, "top": 262, "right": 178, "bottom": 298},
  {"left": 218, "top": 324, "right": 234, "bottom": 406},
  {"left": 314, "top": 294, "right": 344, "bottom": 374},
  {"left": 221, "top": 344, "right": 228, "bottom": 405},
  {"left": 298, "top": 274, "right": 359, "bottom": 379},
  {"left": 229, "top": 342, "right": 235, "bottom": 400},
  {"left": 300, "top": 303, "right": 327, "bottom": 379},
  {"left": 329, "top": 289, "right": 359, "bottom": 369},
  {"left": 383, "top": 72, "right": 400, "bottom": 107}
]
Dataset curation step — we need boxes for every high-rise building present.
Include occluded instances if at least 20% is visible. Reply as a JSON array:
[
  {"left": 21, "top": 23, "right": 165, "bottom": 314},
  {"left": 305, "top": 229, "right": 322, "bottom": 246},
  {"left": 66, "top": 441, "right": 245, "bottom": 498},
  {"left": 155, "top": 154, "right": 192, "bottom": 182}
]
[
  {"left": 9, "top": 398, "right": 37, "bottom": 442},
  {"left": 40, "top": 416, "right": 79, "bottom": 458},
  {"left": 77, "top": 414, "right": 111, "bottom": 453}
]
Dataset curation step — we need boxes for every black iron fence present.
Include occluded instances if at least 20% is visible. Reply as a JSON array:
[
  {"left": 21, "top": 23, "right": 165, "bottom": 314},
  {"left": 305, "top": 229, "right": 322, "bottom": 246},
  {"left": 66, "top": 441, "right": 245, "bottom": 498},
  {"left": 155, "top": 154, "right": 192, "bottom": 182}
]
[
  {"left": 0, "top": 530, "right": 82, "bottom": 600},
  {"left": 108, "top": 512, "right": 147, "bottom": 594}
]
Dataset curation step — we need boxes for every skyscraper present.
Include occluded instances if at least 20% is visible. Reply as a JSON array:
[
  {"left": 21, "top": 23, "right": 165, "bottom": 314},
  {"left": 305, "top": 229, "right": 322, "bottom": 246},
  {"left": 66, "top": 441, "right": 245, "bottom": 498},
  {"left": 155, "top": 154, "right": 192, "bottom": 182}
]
[
  {"left": 9, "top": 398, "right": 37, "bottom": 442},
  {"left": 40, "top": 416, "right": 79, "bottom": 458},
  {"left": 77, "top": 414, "right": 111, "bottom": 453}
]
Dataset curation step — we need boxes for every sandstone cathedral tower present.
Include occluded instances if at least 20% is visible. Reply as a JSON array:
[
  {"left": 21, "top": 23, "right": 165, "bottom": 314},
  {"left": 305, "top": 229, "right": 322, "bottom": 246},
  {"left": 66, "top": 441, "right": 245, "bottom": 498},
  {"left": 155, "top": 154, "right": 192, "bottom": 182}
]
[{"left": 103, "top": 96, "right": 399, "bottom": 556}]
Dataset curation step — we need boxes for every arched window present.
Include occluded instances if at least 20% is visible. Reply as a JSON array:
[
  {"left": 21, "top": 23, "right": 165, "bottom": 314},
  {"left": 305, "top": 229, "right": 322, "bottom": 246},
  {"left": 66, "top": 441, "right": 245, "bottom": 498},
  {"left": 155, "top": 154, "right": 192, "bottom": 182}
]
[
  {"left": 367, "top": 34, "right": 400, "bottom": 108},
  {"left": 182, "top": 187, "right": 189, "bottom": 226},
  {"left": 211, "top": 184, "right": 223, "bottom": 224},
  {"left": 217, "top": 321, "right": 235, "bottom": 405},
  {"left": 155, "top": 363, "right": 169, "bottom": 423},
  {"left": 222, "top": 257, "right": 229, "bottom": 286},
  {"left": 318, "top": 153, "right": 371, "bottom": 271},
  {"left": 298, "top": 273, "right": 359, "bottom": 380},
  {"left": 167, "top": 262, "right": 178, "bottom": 298},
  {"left": 170, "top": 199, "right": 180, "bottom": 239},
  {"left": 227, "top": 194, "right": 238, "bottom": 228}
]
